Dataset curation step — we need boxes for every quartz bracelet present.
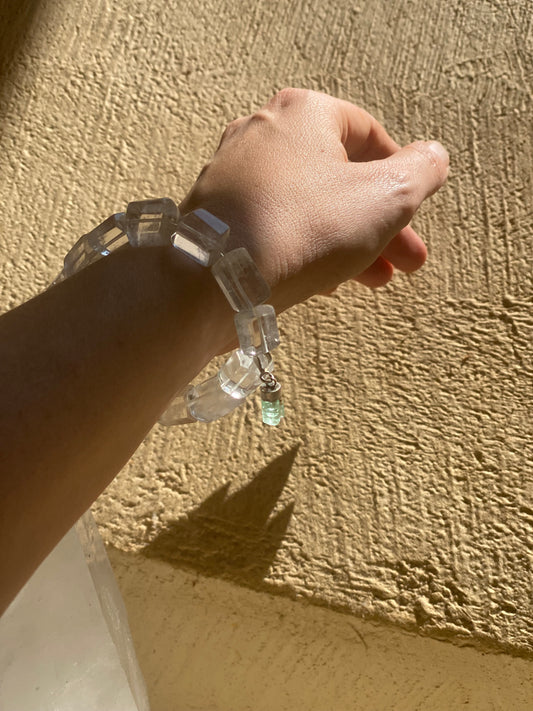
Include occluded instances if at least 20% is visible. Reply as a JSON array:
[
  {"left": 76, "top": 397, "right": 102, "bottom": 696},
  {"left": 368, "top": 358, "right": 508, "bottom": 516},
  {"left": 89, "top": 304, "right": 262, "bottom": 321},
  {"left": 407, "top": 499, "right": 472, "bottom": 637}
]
[{"left": 53, "top": 198, "right": 284, "bottom": 426}]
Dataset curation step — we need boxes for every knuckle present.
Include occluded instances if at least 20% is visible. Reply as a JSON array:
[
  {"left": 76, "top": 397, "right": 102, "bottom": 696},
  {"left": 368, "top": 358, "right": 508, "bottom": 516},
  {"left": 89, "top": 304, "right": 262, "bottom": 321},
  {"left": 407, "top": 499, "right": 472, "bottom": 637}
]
[
  {"left": 249, "top": 108, "right": 275, "bottom": 125},
  {"left": 270, "top": 87, "right": 309, "bottom": 108},
  {"left": 387, "top": 171, "right": 419, "bottom": 222},
  {"left": 218, "top": 117, "right": 248, "bottom": 147},
  {"left": 222, "top": 116, "right": 246, "bottom": 137}
]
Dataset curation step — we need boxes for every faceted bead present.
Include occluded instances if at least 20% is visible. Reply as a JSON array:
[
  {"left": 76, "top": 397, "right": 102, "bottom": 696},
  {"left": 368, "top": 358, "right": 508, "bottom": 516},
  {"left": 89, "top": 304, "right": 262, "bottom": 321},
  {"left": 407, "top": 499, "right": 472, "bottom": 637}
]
[
  {"left": 61, "top": 212, "right": 129, "bottom": 281},
  {"left": 234, "top": 304, "right": 280, "bottom": 356},
  {"left": 159, "top": 387, "right": 196, "bottom": 426},
  {"left": 218, "top": 349, "right": 273, "bottom": 398},
  {"left": 62, "top": 234, "right": 102, "bottom": 278},
  {"left": 187, "top": 374, "right": 246, "bottom": 423},
  {"left": 125, "top": 197, "right": 178, "bottom": 248},
  {"left": 85, "top": 212, "right": 129, "bottom": 257},
  {"left": 211, "top": 248, "right": 270, "bottom": 311},
  {"left": 171, "top": 209, "right": 229, "bottom": 266}
]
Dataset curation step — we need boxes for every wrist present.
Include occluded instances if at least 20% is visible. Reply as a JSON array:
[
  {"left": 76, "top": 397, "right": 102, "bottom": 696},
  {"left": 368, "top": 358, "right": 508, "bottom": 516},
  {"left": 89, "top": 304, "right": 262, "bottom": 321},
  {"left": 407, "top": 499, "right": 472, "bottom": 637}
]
[
  {"left": 112, "top": 244, "right": 235, "bottom": 385},
  {"left": 160, "top": 244, "right": 236, "bottom": 362},
  {"left": 56, "top": 198, "right": 284, "bottom": 427}
]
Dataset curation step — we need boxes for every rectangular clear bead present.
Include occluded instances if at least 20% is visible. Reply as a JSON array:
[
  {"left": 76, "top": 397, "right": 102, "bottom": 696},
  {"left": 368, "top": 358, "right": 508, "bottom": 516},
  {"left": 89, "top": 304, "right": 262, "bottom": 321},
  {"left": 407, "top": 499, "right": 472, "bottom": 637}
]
[
  {"left": 159, "top": 387, "right": 196, "bottom": 426},
  {"left": 86, "top": 213, "right": 128, "bottom": 256},
  {"left": 62, "top": 213, "right": 129, "bottom": 279},
  {"left": 234, "top": 305, "right": 280, "bottom": 355},
  {"left": 218, "top": 349, "right": 273, "bottom": 398},
  {"left": 171, "top": 209, "right": 229, "bottom": 266},
  {"left": 187, "top": 375, "right": 245, "bottom": 422},
  {"left": 63, "top": 235, "right": 101, "bottom": 277},
  {"left": 211, "top": 248, "right": 270, "bottom": 311},
  {"left": 126, "top": 198, "right": 178, "bottom": 247}
]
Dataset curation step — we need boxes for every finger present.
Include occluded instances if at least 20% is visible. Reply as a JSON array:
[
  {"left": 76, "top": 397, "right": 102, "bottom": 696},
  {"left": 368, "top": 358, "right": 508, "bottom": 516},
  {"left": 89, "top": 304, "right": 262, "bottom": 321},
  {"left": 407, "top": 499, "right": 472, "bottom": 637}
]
[
  {"left": 358, "top": 140, "right": 449, "bottom": 246},
  {"left": 332, "top": 99, "right": 400, "bottom": 162},
  {"left": 381, "top": 225, "right": 427, "bottom": 272},
  {"left": 353, "top": 256, "right": 394, "bottom": 288},
  {"left": 332, "top": 101, "right": 433, "bottom": 273},
  {"left": 265, "top": 90, "right": 400, "bottom": 162}
]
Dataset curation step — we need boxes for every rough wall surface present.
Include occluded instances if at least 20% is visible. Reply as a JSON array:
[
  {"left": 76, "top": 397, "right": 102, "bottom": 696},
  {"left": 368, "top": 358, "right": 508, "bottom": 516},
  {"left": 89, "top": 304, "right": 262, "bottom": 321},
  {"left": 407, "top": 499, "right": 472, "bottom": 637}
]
[
  {"left": 110, "top": 548, "right": 533, "bottom": 711},
  {"left": 0, "top": 0, "right": 531, "bottom": 664}
]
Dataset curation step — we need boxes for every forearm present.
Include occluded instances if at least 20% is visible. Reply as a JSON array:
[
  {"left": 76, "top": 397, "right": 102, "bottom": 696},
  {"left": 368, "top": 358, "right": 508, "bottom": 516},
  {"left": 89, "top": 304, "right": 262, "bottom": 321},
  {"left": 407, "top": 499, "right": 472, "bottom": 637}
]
[{"left": 0, "top": 244, "right": 232, "bottom": 613}]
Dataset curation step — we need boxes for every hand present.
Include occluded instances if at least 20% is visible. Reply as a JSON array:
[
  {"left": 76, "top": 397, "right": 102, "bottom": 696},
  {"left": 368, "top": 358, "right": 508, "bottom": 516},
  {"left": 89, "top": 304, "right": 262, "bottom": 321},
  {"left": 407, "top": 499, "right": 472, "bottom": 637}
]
[{"left": 179, "top": 88, "right": 449, "bottom": 313}]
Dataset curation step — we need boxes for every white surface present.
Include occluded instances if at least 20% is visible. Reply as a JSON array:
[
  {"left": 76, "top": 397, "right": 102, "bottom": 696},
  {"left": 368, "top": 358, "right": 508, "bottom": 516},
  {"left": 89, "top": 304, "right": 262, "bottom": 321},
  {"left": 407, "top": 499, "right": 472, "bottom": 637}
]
[{"left": 0, "top": 524, "right": 148, "bottom": 711}]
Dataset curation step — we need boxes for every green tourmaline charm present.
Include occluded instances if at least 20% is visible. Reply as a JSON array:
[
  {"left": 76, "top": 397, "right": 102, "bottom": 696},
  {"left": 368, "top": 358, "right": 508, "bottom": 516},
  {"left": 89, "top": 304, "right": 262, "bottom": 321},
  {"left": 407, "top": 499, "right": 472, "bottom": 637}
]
[
  {"left": 261, "top": 399, "right": 285, "bottom": 426},
  {"left": 260, "top": 381, "right": 284, "bottom": 426}
]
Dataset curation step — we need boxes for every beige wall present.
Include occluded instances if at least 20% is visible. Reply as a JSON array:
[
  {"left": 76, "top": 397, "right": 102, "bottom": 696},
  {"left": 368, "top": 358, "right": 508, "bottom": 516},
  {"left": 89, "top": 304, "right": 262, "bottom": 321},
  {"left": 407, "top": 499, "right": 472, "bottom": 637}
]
[
  {"left": 1, "top": 0, "right": 531, "bottom": 706},
  {"left": 110, "top": 548, "right": 533, "bottom": 711}
]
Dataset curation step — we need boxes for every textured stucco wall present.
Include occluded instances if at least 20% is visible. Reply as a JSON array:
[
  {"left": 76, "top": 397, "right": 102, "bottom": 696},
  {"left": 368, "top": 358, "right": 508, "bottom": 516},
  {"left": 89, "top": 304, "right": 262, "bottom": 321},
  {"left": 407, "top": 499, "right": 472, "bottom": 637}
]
[
  {"left": 110, "top": 548, "right": 533, "bottom": 711},
  {"left": 1, "top": 0, "right": 531, "bottom": 681}
]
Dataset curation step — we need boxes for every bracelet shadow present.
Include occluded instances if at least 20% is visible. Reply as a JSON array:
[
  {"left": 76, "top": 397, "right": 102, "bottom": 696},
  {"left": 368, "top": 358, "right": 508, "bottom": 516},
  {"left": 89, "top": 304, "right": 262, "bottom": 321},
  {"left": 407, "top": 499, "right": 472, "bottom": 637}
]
[{"left": 141, "top": 445, "right": 299, "bottom": 588}]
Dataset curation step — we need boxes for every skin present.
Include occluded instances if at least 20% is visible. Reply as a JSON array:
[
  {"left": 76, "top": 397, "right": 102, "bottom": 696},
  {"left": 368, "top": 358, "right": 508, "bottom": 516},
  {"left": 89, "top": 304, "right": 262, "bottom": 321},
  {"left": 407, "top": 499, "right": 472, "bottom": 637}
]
[{"left": 0, "top": 89, "right": 448, "bottom": 615}]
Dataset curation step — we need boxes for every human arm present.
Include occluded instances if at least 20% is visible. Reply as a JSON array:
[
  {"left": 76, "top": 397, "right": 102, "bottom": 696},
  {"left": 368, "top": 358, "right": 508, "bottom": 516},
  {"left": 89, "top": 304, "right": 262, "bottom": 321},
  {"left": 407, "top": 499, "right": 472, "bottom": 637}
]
[
  {"left": 0, "top": 247, "right": 234, "bottom": 614},
  {"left": 0, "top": 89, "right": 448, "bottom": 614}
]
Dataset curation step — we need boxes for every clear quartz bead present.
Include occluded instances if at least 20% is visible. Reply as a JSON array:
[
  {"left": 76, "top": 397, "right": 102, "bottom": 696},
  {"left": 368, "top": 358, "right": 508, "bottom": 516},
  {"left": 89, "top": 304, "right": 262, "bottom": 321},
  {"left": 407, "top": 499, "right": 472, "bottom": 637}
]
[
  {"left": 211, "top": 248, "right": 270, "bottom": 312},
  {"left": 125, "top": 197, "right": 178, "bottom": 247},
  {"left": 159, "top": 387, "right": 196, "bottom": 426},
  {"left": 171, "top": 209, "right": 229, "bottom": 266},
  {"left": 234, "top": 305, "right": 280, "bottom": 356},
  {"left": 86, "top": 212, "right": 129, "bottom": 256},
  {"left": 57, "top": 213, "right": 128, "bottom": 282},
  {"left": 218, "top": 349, "right": 273, "bottom": 398},
  {"left": 187, "top": 374, "right": 246, "bottom": 423},
  {"left": 62, "top": 234, "right": 102, "bottom": 278}
]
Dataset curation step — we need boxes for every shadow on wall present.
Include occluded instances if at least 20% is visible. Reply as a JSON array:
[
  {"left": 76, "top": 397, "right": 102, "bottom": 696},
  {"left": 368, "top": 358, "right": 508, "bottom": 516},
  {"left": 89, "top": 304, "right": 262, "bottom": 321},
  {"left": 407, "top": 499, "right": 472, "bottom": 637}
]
[
  {"left": 142, "top": 446, "right": 299, "bottom": 587},
  {"left": 0, "top": 0, "right": 41, "bottom": 84}
]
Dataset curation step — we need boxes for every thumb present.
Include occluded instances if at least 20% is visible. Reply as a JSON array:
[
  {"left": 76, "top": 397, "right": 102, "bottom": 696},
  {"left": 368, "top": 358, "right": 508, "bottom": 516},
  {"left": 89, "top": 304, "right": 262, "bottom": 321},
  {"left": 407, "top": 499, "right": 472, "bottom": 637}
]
[{"left": 361, "top": 140, "right": 449, "bottom": 244}]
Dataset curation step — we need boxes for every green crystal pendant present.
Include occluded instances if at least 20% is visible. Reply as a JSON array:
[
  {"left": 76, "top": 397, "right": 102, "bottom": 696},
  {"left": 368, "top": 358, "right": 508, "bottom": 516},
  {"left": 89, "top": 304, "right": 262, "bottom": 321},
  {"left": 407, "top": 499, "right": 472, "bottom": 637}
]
[
  {"left": 261, "top": 399, "right": 285, "bottom": 426},
  {"left": 260, "top": 382, "right": 284, "bottom": 426}
]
